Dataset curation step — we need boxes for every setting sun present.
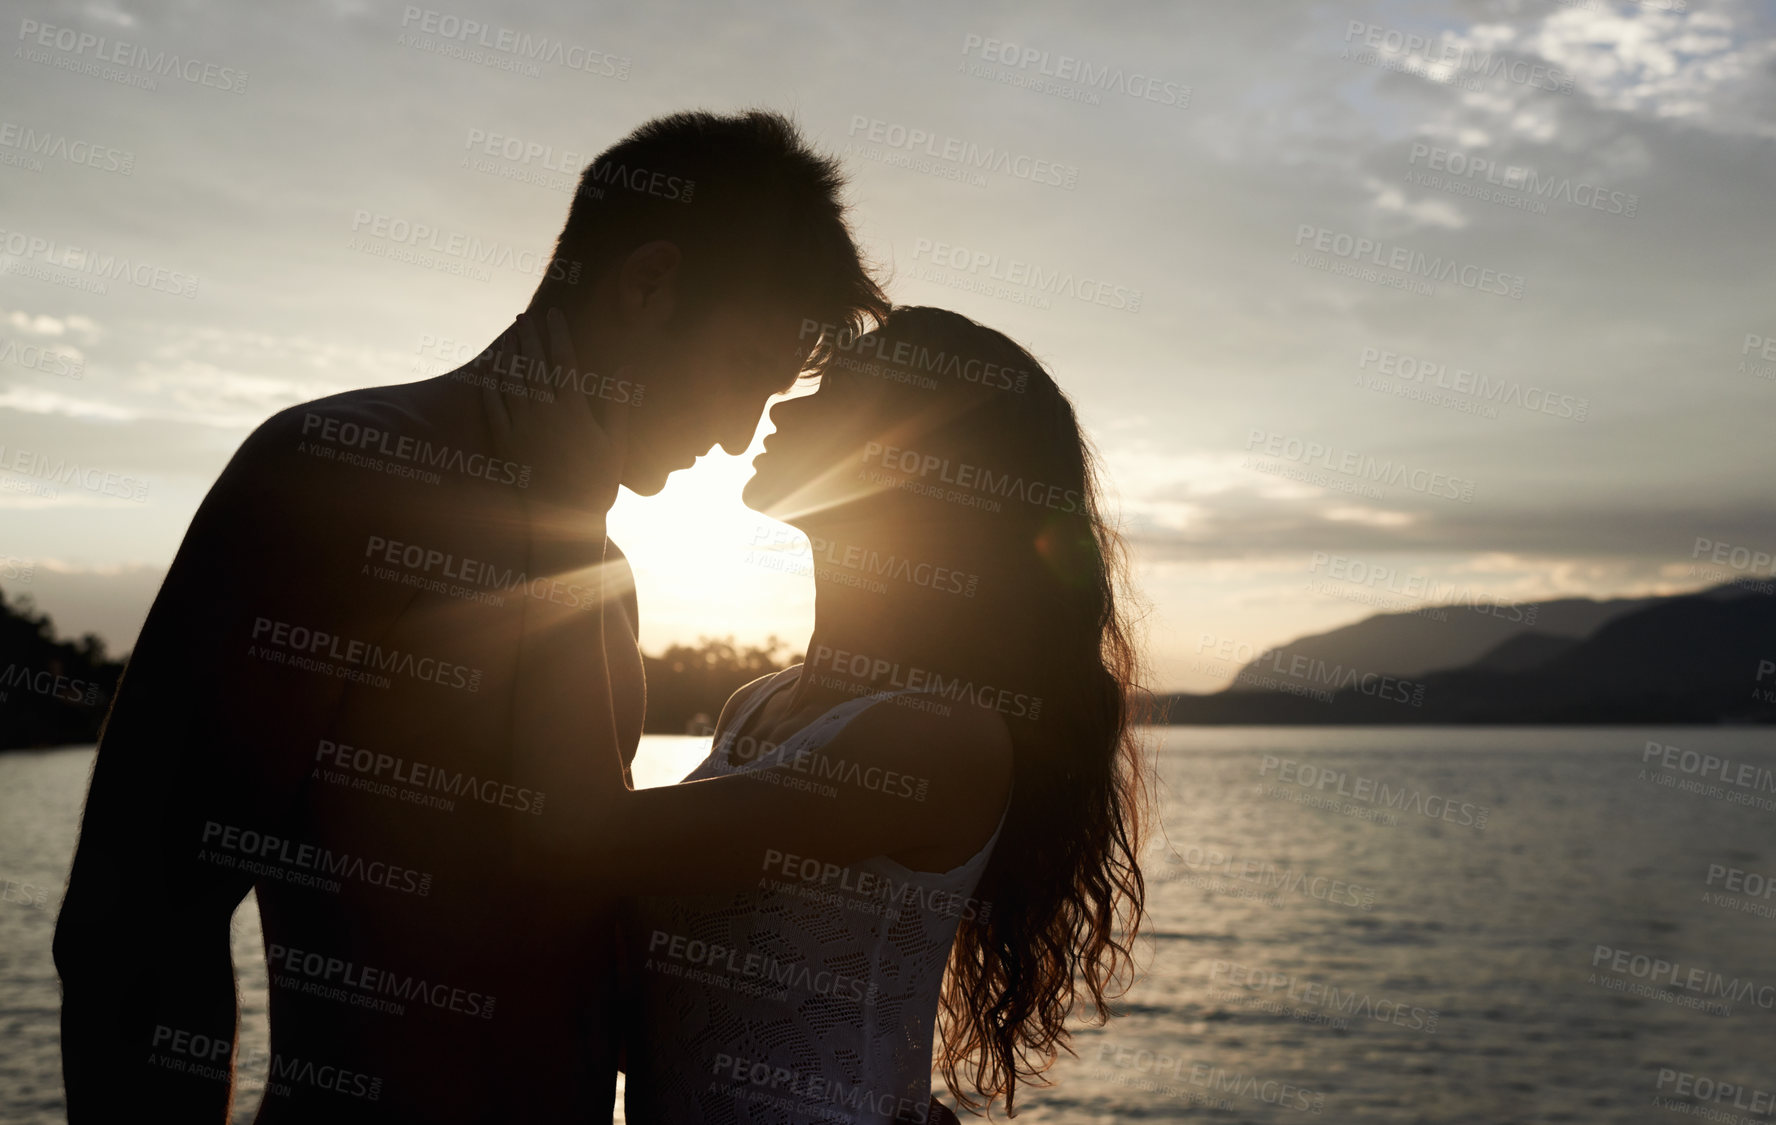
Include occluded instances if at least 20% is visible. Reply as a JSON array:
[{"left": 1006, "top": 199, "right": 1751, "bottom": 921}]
[{"left": 606, "top": 397, "right": 814, "bottom": 656}]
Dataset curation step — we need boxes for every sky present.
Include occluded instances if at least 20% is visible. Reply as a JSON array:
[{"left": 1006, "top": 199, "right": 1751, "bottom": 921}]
[{"left": 1, "top": 0, "right": 1773, "bottom": 692}]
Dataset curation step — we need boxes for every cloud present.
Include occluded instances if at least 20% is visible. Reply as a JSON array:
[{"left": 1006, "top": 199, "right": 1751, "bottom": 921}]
[
  {"left": 3, "top": 306, "right": 101, "bottom": 342},
  {"left": 1126, "top": 487, "right": 1772, "bottom": 566}
]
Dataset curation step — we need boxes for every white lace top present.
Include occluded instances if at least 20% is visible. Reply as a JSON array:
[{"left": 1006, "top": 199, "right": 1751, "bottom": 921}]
[{"left": 624, "top": 665, "right": 1005, "bottom": 1124}]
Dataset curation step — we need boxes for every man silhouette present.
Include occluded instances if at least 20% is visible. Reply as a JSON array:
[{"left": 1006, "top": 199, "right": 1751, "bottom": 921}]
[{"left": 53, "top": 109, "right": 887, "bottom": 1123}]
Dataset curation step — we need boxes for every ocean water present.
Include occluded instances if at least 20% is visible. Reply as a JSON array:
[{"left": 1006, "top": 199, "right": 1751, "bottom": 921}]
[{"left": 2, "top": 727, "right": 1772, "bottom": 1123}]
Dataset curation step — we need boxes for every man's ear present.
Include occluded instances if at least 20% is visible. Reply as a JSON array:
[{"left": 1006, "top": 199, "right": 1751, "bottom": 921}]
[{"left": 617, "top": 240, "right": 681, "bottom": 329}]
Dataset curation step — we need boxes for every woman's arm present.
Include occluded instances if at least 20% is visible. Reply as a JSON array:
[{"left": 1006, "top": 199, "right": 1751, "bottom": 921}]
[
  {"left": 509, "top": 538, "right": 1012, "bottom": 897},
  {"left": 603, "top": 701, "right": 1010, "bottom": 896}
]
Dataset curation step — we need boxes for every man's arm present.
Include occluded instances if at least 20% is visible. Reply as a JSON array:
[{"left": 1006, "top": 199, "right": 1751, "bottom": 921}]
[{"left": 53, "top": 421, "right": 397, "bottom": 1121}]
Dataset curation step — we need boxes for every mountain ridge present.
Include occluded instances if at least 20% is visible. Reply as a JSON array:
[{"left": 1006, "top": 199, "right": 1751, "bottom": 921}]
[{"left": 1165, "top": 584, "right": 1775, "bottom": 724}]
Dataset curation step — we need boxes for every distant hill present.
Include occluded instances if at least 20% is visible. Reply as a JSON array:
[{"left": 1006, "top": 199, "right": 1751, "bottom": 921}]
[
  {"left": 1165, "top": 585, "right": 1776, "bottom": 724},
  {"left": 1227, "top": 591, "right": 1670, "bottom": 685},
  {"left": 1465, "top": 631, "right": 1581, "bottom": 673}
]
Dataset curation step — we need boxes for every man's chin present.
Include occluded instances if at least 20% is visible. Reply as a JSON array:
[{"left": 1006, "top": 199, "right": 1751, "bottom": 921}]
[{"left": 620, "top": 466, "right": 673, "bottom": 497}]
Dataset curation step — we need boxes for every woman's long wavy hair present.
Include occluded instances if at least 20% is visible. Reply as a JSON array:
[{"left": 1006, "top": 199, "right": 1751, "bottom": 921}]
[{"left": 848, "top": 307, "right": 1153, "bottom": 1116}]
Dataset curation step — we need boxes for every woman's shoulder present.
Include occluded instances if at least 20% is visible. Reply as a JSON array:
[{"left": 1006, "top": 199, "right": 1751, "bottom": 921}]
[
  {"left": 840, "top": 692, "right": 1014, "bottom": 803},
  {"left": 832, "top": 693, "right": 1014, "bottom": 869},
  {"left": 712, "top": 666, "right": 798, "bottom": 735}
]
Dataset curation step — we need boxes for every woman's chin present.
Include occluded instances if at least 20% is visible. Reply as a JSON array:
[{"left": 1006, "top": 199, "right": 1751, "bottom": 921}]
[{"left": 740, "top": 472, "right": 785, "bottom": 518}]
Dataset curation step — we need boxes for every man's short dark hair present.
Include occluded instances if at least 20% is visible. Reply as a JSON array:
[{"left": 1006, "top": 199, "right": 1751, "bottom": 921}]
[{"left": 539, "top": 109, "right": 889, "bottom": 370}]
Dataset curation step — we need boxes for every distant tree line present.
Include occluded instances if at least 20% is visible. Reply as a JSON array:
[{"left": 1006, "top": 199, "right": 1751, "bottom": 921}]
[
  {"left": 0, "top": 586, "right": 796, "bottom": 750},
  {"left": 0, "top": 588, "right": 126, "bottom": 750},
  {"left": 640, "top": 636, "right": 802, "bottom": 735}
]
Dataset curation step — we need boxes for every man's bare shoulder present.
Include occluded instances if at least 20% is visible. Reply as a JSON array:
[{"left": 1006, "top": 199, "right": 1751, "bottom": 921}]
[
  {"left": 175, "top": 380, "right": 499, "bottom": 585},
  {"left": 225, "top": 383, "right": 442, "bottom": 486},
  {"left": 204, "top": 380, "right": 502, "bottom": 531}
]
